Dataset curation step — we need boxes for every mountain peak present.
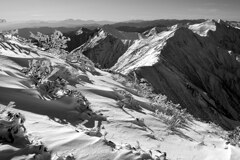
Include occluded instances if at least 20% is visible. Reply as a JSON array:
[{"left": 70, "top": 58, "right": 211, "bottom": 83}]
[{"left": 188, "top": 19, "right": 217, "bottom": 36}]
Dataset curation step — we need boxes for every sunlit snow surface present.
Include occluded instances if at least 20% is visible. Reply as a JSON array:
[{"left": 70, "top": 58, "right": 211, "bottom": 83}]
[{"left": 112, "top": 28, "right": 176, "bottom": 74}]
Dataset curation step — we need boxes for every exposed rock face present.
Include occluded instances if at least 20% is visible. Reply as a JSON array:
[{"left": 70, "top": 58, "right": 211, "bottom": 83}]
[
  {"left": 112, "top": 20, "right": 240, "bottom": 129},
  {"left": 70, "top": 26, "right": 139, "bottom": 68}
]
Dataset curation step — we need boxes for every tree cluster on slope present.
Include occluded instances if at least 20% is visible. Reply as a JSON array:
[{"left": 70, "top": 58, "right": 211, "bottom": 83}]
[
  {"left": 21, "top": 59, "right": 70, "bottom": 99},
  {"left": 21, "top": 59, "right": 107, "bottom": 135},
  {"left": 111, "top": 71, "right": 192, "bottom": 131},
  {"left": 65, "top": 52, "right": 97, "bottom": 74},
  {"left": 30, "top": 30, "right": 70, "bottom": 53}
]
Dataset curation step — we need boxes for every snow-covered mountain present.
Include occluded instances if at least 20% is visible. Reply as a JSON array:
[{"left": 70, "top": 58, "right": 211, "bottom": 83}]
[
  {"left": 70, "top": 25, "right": 140, "bottom": 68},
  {"left": 111, "top": 19, "right": 240, "bottom": 129}
]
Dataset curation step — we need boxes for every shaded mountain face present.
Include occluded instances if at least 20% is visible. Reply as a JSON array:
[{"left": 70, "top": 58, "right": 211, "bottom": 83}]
[
  {"left": 112, "top": 20, "right": 240, "bottom": 129},
  {"left": 70, "top": 25, "right": 139, "bottom": 68},
  {"left": 209, "top": 20, "right": 240, "bottom": 54},
  {"left": 64, "top": 28, "right": 98, "bottom": 52}
]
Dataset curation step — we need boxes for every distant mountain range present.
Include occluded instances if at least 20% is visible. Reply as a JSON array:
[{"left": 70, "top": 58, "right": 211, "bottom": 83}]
[{"left": 0, "top": 19, "right": 114, "bottom": 31}]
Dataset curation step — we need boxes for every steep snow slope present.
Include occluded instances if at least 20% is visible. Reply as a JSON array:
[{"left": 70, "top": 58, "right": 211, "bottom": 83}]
[
  {"left": 1, "top": 36, "right": 240, "bottom": 160},
  {"left": 112, "top": 28, "right": 176, "bottom": 73},
  {"left": 112, "top": 20, "right": 240, "bottom": 129}
]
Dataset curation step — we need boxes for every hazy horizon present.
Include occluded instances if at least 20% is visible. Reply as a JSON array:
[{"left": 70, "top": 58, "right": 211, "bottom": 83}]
[{"left": 1, "top": 0, "right": 240, "bottom": 22}]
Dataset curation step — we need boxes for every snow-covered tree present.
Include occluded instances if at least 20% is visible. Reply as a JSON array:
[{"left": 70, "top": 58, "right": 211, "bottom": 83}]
[
  {"left": 30, "top": 30, "right": 70, "bottom": 51},
  {"left": 49, "top": 30, "right": 70, "bottom": 49},
  {"left": 30, "top": 32, "right": 50, "bottom": 48}
]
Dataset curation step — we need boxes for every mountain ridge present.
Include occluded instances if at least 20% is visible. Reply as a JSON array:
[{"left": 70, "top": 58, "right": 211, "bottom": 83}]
[{"left": 111, "top": 19, "right": 240, "bottom": 129}]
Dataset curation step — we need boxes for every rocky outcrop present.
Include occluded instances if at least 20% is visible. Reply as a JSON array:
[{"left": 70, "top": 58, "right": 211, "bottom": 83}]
[{"left": 112, "top": 20, "right": 240, "bottom": 129}]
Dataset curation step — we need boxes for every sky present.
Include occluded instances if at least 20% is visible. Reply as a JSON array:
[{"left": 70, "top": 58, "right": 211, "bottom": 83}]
[{"left": 0, "top": 0, "right": 240, "bottom": 22}]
